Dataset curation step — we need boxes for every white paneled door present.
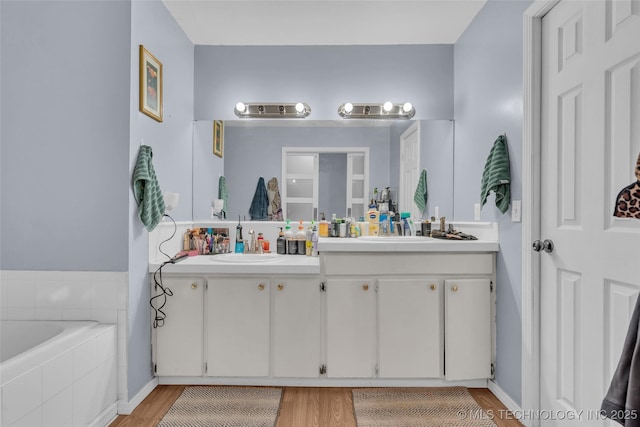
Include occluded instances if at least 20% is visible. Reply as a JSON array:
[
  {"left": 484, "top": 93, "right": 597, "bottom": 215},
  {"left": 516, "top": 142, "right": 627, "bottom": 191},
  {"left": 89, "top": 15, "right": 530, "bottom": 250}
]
[
  {"left": 540, "top": 1, "right": 640, "bottom": 425},
  {"left": 399, "top": 122, "right": 420, "bottom": 219}
]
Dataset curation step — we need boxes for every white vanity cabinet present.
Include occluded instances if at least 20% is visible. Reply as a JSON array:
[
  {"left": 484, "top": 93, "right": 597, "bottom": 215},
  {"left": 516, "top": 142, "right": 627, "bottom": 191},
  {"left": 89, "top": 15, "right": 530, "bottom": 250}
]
[
  {"left": 378, "top": 278, "right": 443, "bottom": 378},
  {"left": 206, "top": 277, "right": 271, "bottom": 377},
  {"left": 153, "top": 277, "right": 205, "bottom": 376},
  {"left": 272, "top": 278, "right": 321, "bottom": 378},
  {"left": 444, "top": 278, "right": 492, "bottom": 380},
  {"left": 326, "top": 278, "right": 377, "bottom": 378}
]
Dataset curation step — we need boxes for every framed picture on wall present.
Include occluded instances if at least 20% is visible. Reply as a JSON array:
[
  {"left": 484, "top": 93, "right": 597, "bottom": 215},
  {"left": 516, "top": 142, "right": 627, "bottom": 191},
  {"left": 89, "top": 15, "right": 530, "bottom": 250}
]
[
  {"left": 139, "top": 45, "right": 163, "bottom": 122},
  {"left": 213, "top": 120, "right": 224, "bottom": 157}
]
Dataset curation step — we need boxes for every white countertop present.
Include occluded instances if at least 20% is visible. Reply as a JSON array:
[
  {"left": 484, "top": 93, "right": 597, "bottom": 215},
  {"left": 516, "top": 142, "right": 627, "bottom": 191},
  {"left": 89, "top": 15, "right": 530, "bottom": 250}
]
[
  {"left": 149, "top": 253, "right": 321, "bottom": 275},
  {"left": 317, "top": 237, "right": 500, "bottom": 252}
]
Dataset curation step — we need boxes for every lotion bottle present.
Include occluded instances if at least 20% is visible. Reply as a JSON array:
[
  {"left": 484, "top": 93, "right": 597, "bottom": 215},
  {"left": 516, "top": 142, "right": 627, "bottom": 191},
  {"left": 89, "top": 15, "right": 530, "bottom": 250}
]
[{"left": 276, "top": 227, "right": 286, "bottom": 255}]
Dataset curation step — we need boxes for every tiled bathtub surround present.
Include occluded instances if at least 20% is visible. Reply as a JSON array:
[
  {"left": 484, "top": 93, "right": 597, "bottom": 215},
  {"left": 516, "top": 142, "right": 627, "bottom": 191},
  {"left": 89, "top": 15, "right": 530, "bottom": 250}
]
[
  {"left": 1, "top": 323, "right": 117, "bottom": 427},
  {"left": 0, "top": 270, "right": 128, "bottom": 406}
]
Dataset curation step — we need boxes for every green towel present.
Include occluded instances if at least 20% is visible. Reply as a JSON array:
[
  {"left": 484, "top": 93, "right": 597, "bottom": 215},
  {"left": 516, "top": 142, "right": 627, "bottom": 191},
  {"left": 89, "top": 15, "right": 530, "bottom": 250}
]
[
  {"left": 480, "top": 134, "right": 511, "bottom": 214},
  {"left": 414, "top": 169, "right": 428, "bottom": 213},
  {"left": 133, "top": 145, "right": 165, "bottom": 231},
  {"left": 218, "top": 176, "right": 229, "bottom": 216}
]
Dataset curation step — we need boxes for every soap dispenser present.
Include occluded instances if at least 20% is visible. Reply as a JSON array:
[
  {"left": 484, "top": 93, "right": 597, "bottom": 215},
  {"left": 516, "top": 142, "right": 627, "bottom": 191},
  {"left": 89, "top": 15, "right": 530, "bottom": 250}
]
[
  {"left": 276, "top": 227, "right": 286, "bottom": 255},
  {"left": 296, "top": 220, "right": 306, "bottom": 255},
  {"left": 235, "top": 215, "right": 244, "bottom": 253},
  {"left": 284, "top": 220, "right": 295, "bottom": 254}
]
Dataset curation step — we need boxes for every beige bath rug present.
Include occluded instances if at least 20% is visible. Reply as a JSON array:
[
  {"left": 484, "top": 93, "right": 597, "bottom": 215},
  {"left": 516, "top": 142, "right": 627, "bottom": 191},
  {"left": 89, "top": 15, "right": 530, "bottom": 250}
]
[
  {"left": 158, "top": 386, "right": 282, "bottom": 427},
  {"left": 352, "top": 387, "right": 497, "bottom": 427}
]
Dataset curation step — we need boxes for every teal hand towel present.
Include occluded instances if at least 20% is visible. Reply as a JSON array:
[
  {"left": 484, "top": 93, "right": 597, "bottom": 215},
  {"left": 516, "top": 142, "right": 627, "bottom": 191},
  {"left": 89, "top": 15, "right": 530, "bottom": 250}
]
[
  {"left": 480, "top": 134, "right": 511, "bottom": 214},
  {"left": 249, "top": 177, "right": 269, "bottom": 220},
  {"left": 133, "top": 145, "right": 165, "bottom": 231},
  {"left": 218, "top": 176, "right": 229, "bottom": 216},
  {"left": 414, "top": 169, "right": 428, "bottom": 213}
]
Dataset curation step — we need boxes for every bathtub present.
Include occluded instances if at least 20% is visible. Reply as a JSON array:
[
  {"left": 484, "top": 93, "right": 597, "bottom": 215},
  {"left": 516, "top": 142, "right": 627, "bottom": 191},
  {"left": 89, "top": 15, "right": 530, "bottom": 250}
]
[{"left": 0, "top": 320, "right": 118, "bottom": 427}]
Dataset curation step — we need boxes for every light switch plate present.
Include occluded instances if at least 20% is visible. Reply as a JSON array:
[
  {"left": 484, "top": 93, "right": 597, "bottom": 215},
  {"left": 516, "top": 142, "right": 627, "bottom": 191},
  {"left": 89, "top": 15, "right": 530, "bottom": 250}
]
[
  {"left": 474, "top": 203, "right": 481, "bottom": 221},
  {"left": 512, "top": 200, "right": 522, "bottom": 222}
]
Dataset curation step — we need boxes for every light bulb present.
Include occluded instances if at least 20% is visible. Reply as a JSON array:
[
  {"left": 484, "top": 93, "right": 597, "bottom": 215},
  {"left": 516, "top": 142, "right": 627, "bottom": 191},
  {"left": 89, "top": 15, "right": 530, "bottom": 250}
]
[
  {"left": 402, "top": 102, "right": 413, "bottom": 113},
  {"left": 383, "top": 101, "right": 393, "bottom": 112},
  {"left": 235, "top": 102, "right": 246, "bottom": 113},
  {"left": 295, "top": 103, "right": 305, "bottom": 113},
  {"left": 344, "top": 103, "right": 353, "bottom": 113}
]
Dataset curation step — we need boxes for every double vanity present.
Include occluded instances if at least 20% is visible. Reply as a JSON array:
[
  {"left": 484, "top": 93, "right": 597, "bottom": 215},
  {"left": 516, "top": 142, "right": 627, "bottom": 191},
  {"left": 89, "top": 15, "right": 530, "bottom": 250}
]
[{"left": 149, "top": 222, "right": 499, "bottom": 387}]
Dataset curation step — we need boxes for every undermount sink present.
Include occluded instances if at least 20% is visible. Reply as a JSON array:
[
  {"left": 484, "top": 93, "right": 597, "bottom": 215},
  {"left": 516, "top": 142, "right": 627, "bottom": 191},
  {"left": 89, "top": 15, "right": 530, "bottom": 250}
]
[
  {"left": 209, "top": 253, "right": 283, "bottom": 263},
  {"left": 357, "top": 236, "right": 431, "bottom": 242}
]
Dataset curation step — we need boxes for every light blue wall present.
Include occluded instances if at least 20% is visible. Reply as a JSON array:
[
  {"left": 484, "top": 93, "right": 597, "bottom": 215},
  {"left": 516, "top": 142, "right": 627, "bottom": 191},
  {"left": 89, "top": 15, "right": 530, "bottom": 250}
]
[
  {"left": 319, "top": 153, "right": 348, "bottom": 218},
  {"left": 0, "top": 0, "right": 131, "bottom": 271},
  {"left": 419, "top": 120, "right": 454, "bottom": 220},
  {"left": 454, "top": 0, "right": 532, "bottom": 405},
  {"left": 194, "top": 45, "right": 454, "bottom": 121},
  {"left": 129, "top": 0, "right": 194, "bottom": 399}
]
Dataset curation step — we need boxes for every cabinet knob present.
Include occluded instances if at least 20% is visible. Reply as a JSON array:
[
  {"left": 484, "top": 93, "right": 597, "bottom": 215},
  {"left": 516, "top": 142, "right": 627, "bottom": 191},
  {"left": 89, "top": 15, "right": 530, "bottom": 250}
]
[
  {"left": 277, "top": 284, "right": 284, "bottom": 291},
  {"left": 191, "top": 283, "right": 198, "bottom": 290},
  {"left": 363, "top": 284, "right": 369, "bottom": 291},
  {"left": 430, "top": 284, "right": 437, "bottom": 291},
  {"left": 258, "top": 283, "right": 265, "bottom": 291},
  {"left": 451, "top": 285, "right": 458, "bottom": 292}
]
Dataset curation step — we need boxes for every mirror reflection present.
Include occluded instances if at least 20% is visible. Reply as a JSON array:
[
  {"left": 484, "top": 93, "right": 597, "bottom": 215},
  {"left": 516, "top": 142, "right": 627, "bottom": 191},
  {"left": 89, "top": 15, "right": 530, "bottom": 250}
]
[{"left": 192, "top": 120, "right": 454, "bottom": 222}]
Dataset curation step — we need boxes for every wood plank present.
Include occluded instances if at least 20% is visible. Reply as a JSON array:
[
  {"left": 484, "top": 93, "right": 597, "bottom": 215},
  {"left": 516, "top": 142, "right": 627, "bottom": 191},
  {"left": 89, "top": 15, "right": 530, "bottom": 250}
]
[{"left": 110, "top": 386, "right": 522, "bottom": 427}]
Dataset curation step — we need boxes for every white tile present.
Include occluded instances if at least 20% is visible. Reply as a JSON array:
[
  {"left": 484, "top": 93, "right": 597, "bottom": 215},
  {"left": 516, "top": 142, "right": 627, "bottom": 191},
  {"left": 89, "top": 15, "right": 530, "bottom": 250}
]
[
  {"left": 42, "top": 386, "right": 72, "bottom": 427},
  {"left": 10, "top": 406, "right": 42, "bottom": 427},
  {"left": 96, "top": 328, "right": 116, "bottom": 364},
  {"left": 35, "top": 281, "right": 65, "bottom": 308},
  {"left": 94, "top": 358, "right": 118, "bottom": 411},
  {"left": 117, "top": 280, "right": 128, "bottom": 310},
  {"left": 1, "top": 367, "right": 42, "bottom": 426},
  {"left": 6, "top": 279, "right": 35, "bottom": 307},
  {"left": 1, "top": 280, "right": 8, "bottom": 310},
  {"left": 72, "top": 339, "right": 98, "bottom": 382},
  {"left": 6, "top": 307, "right": 35, "bottom": 320},
  {"left": 61, "top": 282, "right": 93, "bottom": 309},
  {"left": 90, "top": 309, "right": 117, "bottom": 324},
  {"left": 61, "top": 308, "right": 92, "bottom": 321},
  {"left": 92, "top": 281, "right": 119, "bottom": 310},
  {"left": 35, "top": 307, "right": 62, "bottom": 320},
  {"left": 42, "top": 352, "right": 73, "bottom": 401},
  {"left": 72, "top": 369, "right": 99, "bottom": 427}
]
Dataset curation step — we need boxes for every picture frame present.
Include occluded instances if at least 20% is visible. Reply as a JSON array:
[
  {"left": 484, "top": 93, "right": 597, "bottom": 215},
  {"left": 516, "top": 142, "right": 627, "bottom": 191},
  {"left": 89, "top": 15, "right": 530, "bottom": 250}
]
[
  {"left": 139, "top": 45, "right": 163, "bottom": 122},
  {"left": 213, "top": 120, "right": 224, "bottom": 158}
]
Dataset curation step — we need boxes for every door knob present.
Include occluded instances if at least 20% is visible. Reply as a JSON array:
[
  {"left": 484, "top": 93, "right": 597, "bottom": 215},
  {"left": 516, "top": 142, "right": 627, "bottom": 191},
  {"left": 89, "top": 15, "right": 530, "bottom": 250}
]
[
  {"left": 542, "top": 239, "right": 554, "bottom": 253},
  {"left": 532, "top": 240, "right": 542, "bottom": 252}
]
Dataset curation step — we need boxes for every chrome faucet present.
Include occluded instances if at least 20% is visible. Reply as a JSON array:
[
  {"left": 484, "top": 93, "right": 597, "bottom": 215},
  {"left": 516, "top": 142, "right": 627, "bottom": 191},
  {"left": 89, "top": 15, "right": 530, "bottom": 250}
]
[{"left": 247, "top": 229, "right": 263, "bottom": 254}]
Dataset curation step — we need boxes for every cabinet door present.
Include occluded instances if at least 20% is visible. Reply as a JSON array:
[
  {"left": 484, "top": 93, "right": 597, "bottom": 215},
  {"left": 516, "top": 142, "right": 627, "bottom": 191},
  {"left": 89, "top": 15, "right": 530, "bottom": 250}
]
[
  {"left": 326, "top": 279, "right": 376, "bottom": 378},
  {"left": 272, "top": 278, "right": 321, "bottom": 377},
  {"left": 444, "top": 278, "right": 492, "bottom": 380},
  {"left": 207, "top": 278, "right": 270, "bottom": 377},
  {"left": 378, "top": 278, "right": 442, "bottom": 378},
  {"left": 154, "top": 277, "right": 204, "bottom": 376}
]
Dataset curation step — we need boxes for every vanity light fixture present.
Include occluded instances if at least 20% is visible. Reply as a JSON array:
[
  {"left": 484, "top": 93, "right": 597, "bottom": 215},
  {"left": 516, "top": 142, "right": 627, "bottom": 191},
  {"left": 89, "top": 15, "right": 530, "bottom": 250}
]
[
  {"left": 337, "top": 102, "right": 415, "bottom": 119},
  {"left": 234, "top": 102, "right": 311, "bottom": 118}
]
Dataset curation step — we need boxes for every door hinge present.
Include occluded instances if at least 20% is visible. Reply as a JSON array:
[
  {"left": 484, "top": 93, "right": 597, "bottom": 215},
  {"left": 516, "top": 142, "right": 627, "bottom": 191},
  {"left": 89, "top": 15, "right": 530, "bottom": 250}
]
[
  {"left": 205, "top": 362, "right": 208, "bottom": 374},
  {"left": 320, "top": 282, "right": 326, "bottom": 292},
  {"left": 490, "top": 281, "right": 494, "bottom": 292},
  {"left": 205, "top": 279, "right": 208, "bottom": 291},
  {"left": 319, "top": 364, "right": 327, "bottom": 375},
  {"left": 491, "top": 363, "right": 495, "bottom": 376}
]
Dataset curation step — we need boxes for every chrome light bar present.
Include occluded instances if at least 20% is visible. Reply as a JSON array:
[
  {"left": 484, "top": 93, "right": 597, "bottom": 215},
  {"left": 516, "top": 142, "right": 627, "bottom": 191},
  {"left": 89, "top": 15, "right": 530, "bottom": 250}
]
[
  {"left": 337, "top": 102, "right": 415, "bottom": 119},
  {"left": 234, "top": 102, "right": 311, "bottom": 118}
]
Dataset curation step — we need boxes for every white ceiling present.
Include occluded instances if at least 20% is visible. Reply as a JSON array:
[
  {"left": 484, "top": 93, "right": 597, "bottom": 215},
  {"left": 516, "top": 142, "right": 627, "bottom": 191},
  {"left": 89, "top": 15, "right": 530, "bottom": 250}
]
[{"left": 163, "top": 0, "right": 487, "bottom": 46}]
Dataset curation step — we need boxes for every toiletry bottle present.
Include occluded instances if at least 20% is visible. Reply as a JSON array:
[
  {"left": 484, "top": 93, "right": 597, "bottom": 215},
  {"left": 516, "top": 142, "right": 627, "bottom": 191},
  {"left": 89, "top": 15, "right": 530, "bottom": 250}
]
[
  {"left": 305, "top": 222, "right": 313, "bottom": 256},
  {"left": 311, "top": 222, "right": 319, "bottom": 256},
  {"left": 276, "top": 227, "right": 286, "bottom": 255},
  {"left": 284, "top": 220, "right": 295, "bottom": 255},
  {"left": 235, "top": 216, "right": 244, "bottom": 253},
  {"left": 296, "top": 220, "right": 306, "bottom": 255},
  {"left": 319, "top": 213, "right": 329, "bottom": 238},
  {"left": 366, "top": 208, "right": 380, "bottom": 236},
  {"left": 330, "top": 214, "right": 338, "bottom": 237}
]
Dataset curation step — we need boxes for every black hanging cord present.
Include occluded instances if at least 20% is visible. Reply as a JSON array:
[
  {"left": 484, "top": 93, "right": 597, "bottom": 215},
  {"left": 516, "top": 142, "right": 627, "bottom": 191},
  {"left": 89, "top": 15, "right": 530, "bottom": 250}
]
[
  {"left": 158, "top": 214, "right": 176, "bottom": 260},
  {"left": 150, "top": 261, "right": 174, "bottom": 328}
]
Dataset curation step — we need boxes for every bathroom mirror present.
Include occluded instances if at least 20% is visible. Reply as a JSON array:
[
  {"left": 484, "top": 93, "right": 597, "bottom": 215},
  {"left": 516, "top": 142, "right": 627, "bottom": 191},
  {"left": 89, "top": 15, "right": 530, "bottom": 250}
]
[{"left": 192, "top": 119, "right": 454, "bottom": 221}]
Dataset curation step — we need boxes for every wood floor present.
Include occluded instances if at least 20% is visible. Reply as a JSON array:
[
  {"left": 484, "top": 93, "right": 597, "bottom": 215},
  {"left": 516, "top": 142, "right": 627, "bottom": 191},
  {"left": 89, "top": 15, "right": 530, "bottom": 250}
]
[{"left": 110, "top": 386, "right": 524, "bottom": 427}]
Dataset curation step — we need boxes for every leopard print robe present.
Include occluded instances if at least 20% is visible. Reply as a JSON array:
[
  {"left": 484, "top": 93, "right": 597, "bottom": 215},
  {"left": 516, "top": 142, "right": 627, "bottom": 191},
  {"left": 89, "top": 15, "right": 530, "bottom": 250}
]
[{"left": 613, "top": 152, "right": 640, "bottom": 219}]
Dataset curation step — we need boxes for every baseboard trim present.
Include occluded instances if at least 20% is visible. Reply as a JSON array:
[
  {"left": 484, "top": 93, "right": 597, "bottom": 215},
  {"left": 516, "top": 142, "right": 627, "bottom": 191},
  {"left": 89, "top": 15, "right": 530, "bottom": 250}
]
[
  {"left": 117, "top": 377, "right": 159, "bottom": 415},
  {"left": 488, "top": 380, "right": 522, "bottom": 416},
  {"left": 90, "top": 402, "right": 118, "bottom": 427}
]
